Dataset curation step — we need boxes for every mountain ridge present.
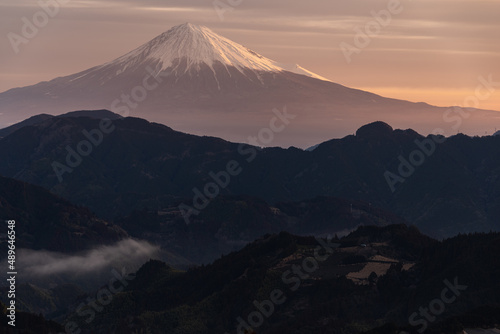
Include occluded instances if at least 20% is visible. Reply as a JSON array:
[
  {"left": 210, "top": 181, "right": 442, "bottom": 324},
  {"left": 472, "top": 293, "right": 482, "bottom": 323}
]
[
  {"left": 60, "top": 227, "right": 500, "bottom": 334},
  {"left": 0, "top": 175, "right": 127, "bottom": 252},
  {"left": 0, "top": 109, "right": 121, "bottom": 138},
  {"left": 1, "top": 112, "right": 500, "bottom": 238}
]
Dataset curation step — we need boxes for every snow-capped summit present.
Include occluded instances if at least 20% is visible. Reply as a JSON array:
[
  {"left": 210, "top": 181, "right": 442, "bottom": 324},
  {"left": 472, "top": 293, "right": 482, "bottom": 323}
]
[
  {"left": 0, "top": 23, "right": 496, "bottom": 147},
  {"left": 112, "top": 23, "right": 282, "bottom": 73},
  {"left": 96, "top": 22, "right": 331, "bottom": 82}
]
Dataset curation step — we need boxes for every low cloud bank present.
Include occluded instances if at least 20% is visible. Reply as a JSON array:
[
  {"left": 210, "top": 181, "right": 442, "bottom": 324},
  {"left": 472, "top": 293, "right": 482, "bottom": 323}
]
[{"left": 17, "top": 238, "right": 159, "bottom": 278}]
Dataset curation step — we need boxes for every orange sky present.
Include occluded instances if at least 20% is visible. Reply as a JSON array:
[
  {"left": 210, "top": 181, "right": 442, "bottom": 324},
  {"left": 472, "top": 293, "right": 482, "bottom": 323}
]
[{"left": 0, "top": 0, "right": 499, "bottom": 111}]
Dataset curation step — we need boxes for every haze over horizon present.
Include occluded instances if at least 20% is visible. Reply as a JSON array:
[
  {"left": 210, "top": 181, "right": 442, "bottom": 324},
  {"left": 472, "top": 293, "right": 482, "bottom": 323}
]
[{"left": 1, "top": 0, "right": 499, "bottom": 113}]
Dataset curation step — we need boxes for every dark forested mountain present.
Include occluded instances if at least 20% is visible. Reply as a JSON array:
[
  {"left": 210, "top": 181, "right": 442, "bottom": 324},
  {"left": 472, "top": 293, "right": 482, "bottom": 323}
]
[
  {"left": 0, "top": 109, "right": 121, "bottom": 139},
  {"left": 0, "top": 114, "right": 53, "bottom": 139},
  {"left": 1, "top": 112, "right": 500, "bottom": 238},
  {"left": 59, "top": 225, "right": 500, "bottom": 334},
  {"left": 0, "top": 301, "right": 63, "bottom": 334},
  {"left": 0, "top": 175, "right": 127, "bottom": 252},
  {"left": 116, "top": 195, "right": 408, "bottom": 264}
]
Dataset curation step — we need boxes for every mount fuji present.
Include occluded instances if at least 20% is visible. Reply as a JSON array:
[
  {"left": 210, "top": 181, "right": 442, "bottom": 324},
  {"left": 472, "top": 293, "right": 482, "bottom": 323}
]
[{"left": 0, "top": 23, "right": 497, "bottom": 147}]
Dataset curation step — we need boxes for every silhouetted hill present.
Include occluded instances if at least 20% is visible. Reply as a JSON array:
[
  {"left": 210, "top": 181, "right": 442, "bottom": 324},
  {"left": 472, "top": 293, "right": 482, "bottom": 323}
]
[
  {"left": 115, "top": 195, "right": 409, "bottom": 264},
  {"left": 0, "top": 175, "right": 127, "bottom": 252},
  {"left": 355, "top": 121, "right": 394, "bottom": 138},
  {"left": 0, "top": 109, "right": 121, "bottom": 138},
  {"left": 0, "top": 300, "right": 63, "bottom": 334},
  {"left": 0, "top": 114, "right": 53, "bottom": 139},
  {"left": 59, "top": 109, "right": 122, "bottom": 120},
  {"left": 60, "top": 226, "right": 499, "bottom": 334},
  {"left": 1, "top": 113, "right": 500, "bottom": 238}
]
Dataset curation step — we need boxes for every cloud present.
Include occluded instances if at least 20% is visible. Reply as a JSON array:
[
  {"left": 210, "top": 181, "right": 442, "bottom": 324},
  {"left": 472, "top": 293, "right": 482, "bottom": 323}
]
[{"left": 17, "top": 239, "right": 159, "bottom": 277}]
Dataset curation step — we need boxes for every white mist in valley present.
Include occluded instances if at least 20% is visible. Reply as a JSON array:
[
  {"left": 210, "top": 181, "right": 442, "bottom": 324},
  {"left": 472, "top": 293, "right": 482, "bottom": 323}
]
[{"left": 3, "top": 239, "right": 160, "bottom": 291}]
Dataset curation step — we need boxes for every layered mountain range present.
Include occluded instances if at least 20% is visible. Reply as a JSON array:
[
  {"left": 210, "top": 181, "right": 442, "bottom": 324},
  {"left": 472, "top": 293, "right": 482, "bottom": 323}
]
[
  {"left": 1, "top": 111, "right": 500, "bottom": 239},
  {"left": 2, "top": 21, "right": 500, "bottom": 334}
]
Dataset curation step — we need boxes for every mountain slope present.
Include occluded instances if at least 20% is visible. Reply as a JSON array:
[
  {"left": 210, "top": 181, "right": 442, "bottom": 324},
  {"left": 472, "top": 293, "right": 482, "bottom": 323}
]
[
  {"left": 1, "top": 113, "right": 500, "bottom": 238},
  {"left": 99, "top": 23, "right": 330, "bottom": 81},
  {"left": 116, "top": 195, "right": 409, "bottom": 264},
  {"left": 61, "top": 226, "right": 500, "bottom": 334},
  {"left": 0, "top": 114, "right": 53, "bottom": 139},
  {"left": 0, "top": 23, "right": 497, "bottom": 147},
  {"left": 0, "top": 109, "right": 121, "bottom": 138},
  {"left": 0, "top": 175, "right": 127, "bottom": 252},
  {"left": 0, "top": 301, "right": 63, "bottom": 334}
]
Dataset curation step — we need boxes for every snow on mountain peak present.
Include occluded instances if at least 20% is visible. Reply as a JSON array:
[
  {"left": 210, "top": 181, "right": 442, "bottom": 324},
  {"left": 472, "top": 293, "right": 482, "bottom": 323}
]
[{"left": 107, "top": 23, "right": 331, "bottom": 81}]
